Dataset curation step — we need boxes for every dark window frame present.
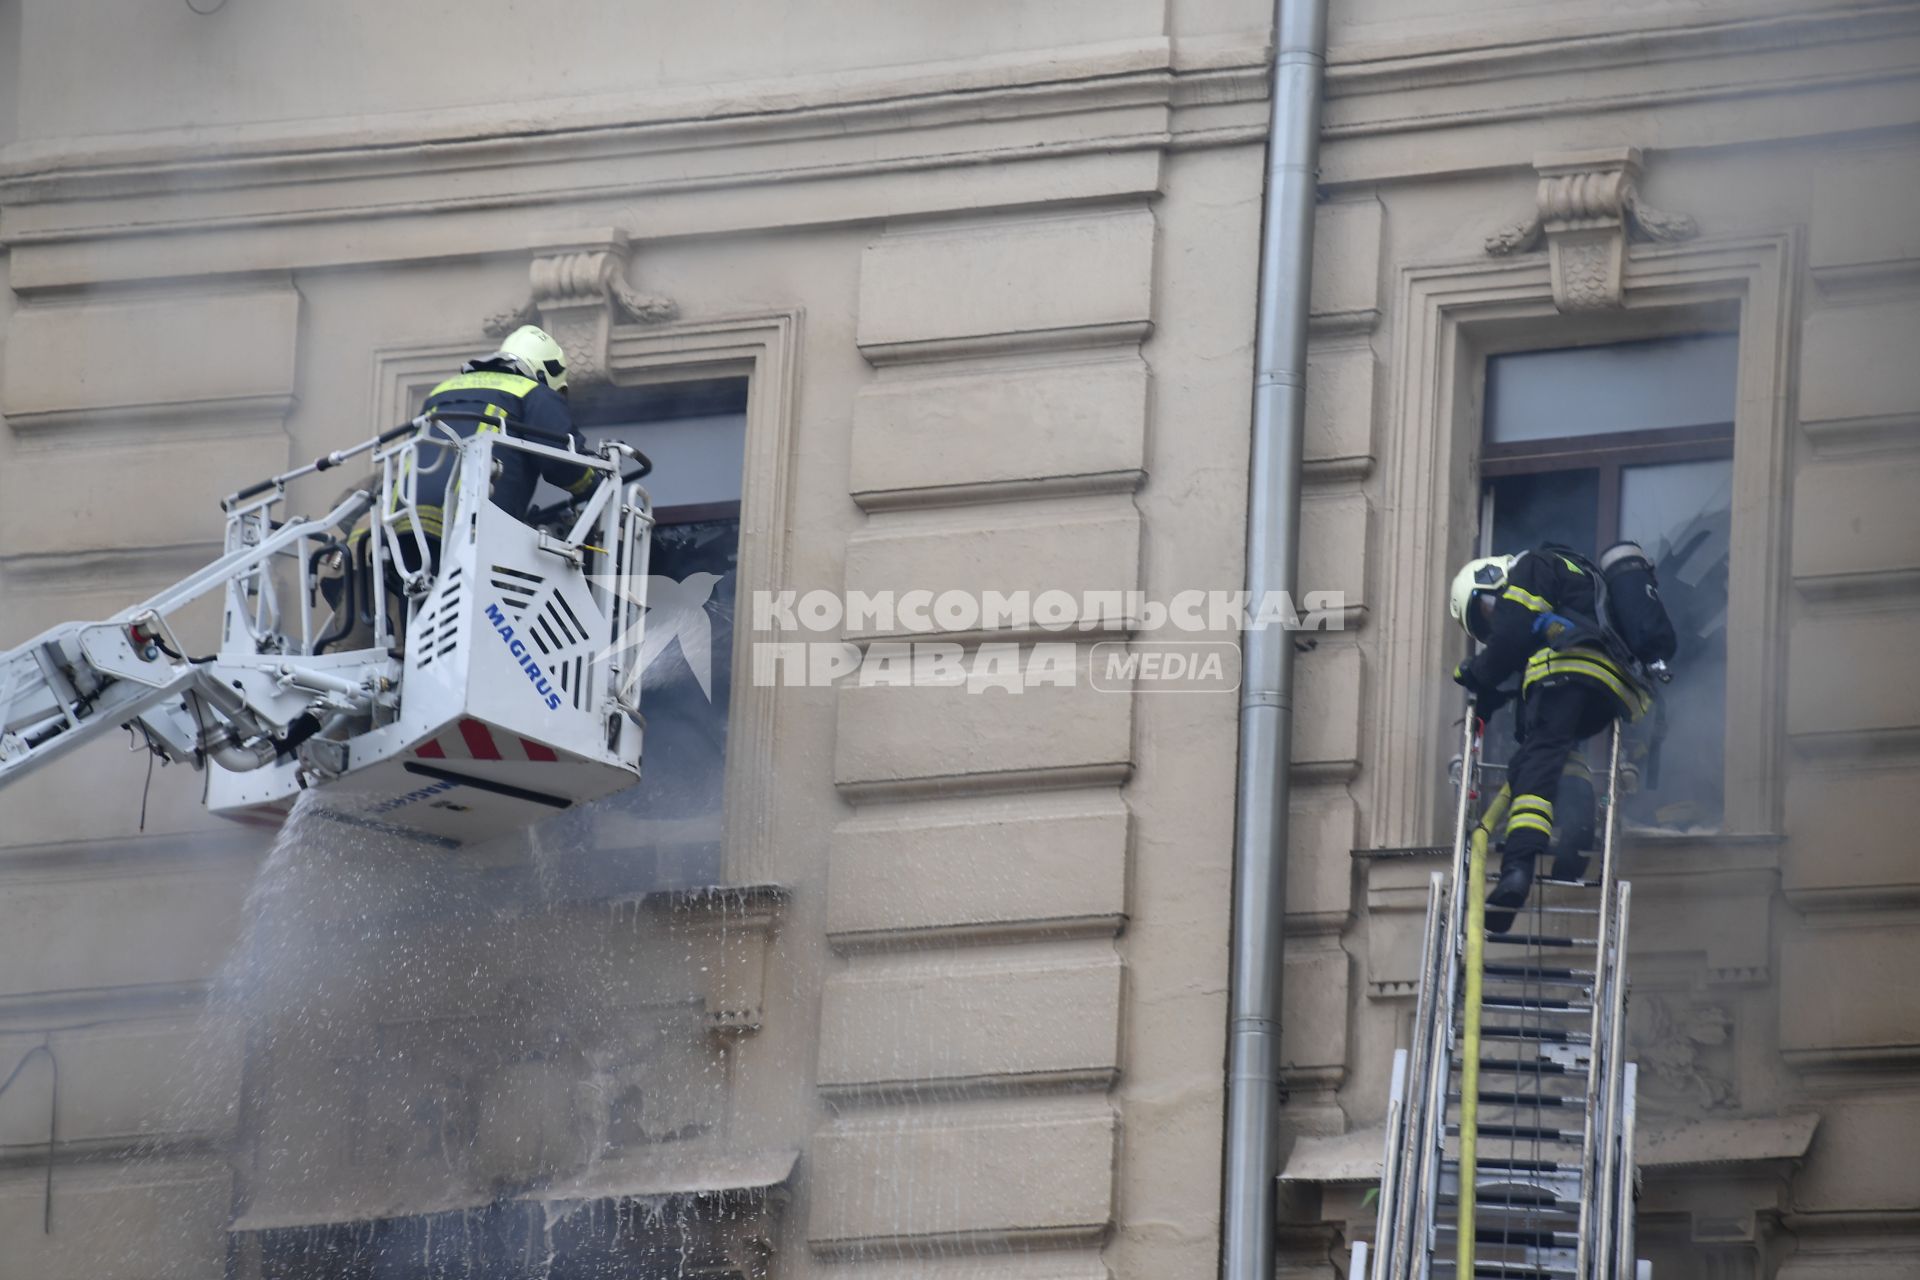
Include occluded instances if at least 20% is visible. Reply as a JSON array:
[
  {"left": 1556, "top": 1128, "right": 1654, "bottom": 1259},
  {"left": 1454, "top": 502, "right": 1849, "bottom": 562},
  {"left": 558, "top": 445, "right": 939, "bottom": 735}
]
[
  {"left": 653, "top": 498, "right": 743, "bottom": 528},
  {"left": 1481, "top": 422, "right": 1733, "bottom": 551}
]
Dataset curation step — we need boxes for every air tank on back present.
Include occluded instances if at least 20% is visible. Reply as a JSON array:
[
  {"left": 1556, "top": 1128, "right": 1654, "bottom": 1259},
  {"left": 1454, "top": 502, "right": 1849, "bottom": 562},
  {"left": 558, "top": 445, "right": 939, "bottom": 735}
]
[{"left": 1599, "top": 540, "right": 1678, "bottom": 665}]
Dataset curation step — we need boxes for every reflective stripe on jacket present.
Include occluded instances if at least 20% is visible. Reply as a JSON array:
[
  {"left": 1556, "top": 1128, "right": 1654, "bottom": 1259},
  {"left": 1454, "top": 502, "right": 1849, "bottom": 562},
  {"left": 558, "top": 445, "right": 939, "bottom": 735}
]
[
  {"left": 1463, "top": 546, "right": 1651, "bottom": 720},
  {"left": 410, "top": 366, "right": 595, "bottom": 531}
]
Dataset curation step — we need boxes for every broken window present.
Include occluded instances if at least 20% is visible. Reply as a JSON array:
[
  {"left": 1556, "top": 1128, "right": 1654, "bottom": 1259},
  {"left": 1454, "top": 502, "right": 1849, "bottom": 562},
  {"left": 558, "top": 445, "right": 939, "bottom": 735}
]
[{"left": 1480, "top": 334, "right": 1736, "bottom": 830}]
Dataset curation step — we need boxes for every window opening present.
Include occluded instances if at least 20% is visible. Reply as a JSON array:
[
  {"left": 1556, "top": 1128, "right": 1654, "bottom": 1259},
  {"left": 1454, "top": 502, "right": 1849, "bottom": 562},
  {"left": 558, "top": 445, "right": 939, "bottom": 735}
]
[
  {"left": 1479, "top": 336, "right": 1735, "bottom": 830},
  {"left": 526, "top": 378, "right": 748, "bottom": 892}
]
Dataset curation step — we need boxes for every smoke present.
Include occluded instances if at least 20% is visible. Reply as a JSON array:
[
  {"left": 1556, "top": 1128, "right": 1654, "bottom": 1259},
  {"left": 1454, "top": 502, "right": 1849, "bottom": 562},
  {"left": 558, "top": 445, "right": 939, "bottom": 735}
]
[{"left": 1626, "top": 483, "right": 1732, "bottom": 832}]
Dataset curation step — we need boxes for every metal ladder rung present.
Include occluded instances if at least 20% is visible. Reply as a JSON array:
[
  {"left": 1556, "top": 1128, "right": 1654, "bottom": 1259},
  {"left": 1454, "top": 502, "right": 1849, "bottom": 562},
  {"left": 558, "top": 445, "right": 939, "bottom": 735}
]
[
  {"left": 1484, "top": 933, "right": 1597, "bottom": 948},
  {"left": 1448, "top": 1090, "right": 1585, "bottom": 1111},
  {"left": 1481, "top": 874, "right": 1602, "bottom": 891},
  {"left": 1481, "top": 964, "right": 1594, "bottom": 982},
  {"left": 1434, "top": 1223, "right": 1580, "bottom": 1250},
  {"left": 1451, "top": 1057, "right": 1574, "bottom": 1077},
  {"left": 1441, "top": 1195, "right": 1580, "bottom": 1221},
  {"left": 1495, "top": 905, "right": 1599, "bottom": 916},
  {"left": 1448, "top": 1122, "right": 1584, "bottom": 1145},
  {"left": 1431, "top": 1261, "right": 1577, "bottom": 1279},
  {"left": 1481, "top": 975, "right": 1593, "bottom": 994},
  {"left": 1475, "top": 996, "right": 1593, "bottom": 1014},
  {"left": 1446, "top": 1156, "right": 1579, "bottom": 1176},
  {"left": 1476, "top": 1024, "right": 1592, "bottom": 1045},
  {"left": 1438, "top": 1167, "right": 1585, "bottom": 1205}
]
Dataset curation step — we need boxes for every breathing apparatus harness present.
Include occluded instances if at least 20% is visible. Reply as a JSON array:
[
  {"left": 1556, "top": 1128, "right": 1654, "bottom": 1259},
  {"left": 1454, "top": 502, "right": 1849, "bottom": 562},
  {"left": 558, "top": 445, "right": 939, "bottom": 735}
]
[{"left": 1508, "top": 543, "right": 1675, "bottom": 786}]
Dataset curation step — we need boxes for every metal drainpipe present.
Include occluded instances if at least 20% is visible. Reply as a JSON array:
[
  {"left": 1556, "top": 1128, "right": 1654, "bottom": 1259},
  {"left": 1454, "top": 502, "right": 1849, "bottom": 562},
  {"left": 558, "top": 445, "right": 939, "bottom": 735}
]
[{"left": 1221, "top": 0, "right": 1329, "bottom": 1276}]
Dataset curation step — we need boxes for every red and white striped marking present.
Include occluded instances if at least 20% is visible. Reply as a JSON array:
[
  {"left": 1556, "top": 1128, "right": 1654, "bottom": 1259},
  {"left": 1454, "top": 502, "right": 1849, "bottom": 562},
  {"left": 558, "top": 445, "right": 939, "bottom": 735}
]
[{"left": 413, "top": 718, "right": 559, "bottom": 763}]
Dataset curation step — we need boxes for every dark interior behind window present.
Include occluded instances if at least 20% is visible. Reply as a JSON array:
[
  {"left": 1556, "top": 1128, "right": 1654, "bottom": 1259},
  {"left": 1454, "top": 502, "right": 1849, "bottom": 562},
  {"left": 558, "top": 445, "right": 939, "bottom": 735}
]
[
  {"left": 1480, "top": 338, "right": 1736, "bottom": 831},
  {"left": 522, "top": 378, "right": 749, "bottom": 893}
]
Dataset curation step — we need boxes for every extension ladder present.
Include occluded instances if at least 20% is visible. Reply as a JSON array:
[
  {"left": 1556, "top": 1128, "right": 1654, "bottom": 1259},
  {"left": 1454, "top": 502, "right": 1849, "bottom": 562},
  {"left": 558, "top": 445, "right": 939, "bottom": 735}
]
[{"left": 1354, "top": 716, "right": 1646, "bottom": 1280}]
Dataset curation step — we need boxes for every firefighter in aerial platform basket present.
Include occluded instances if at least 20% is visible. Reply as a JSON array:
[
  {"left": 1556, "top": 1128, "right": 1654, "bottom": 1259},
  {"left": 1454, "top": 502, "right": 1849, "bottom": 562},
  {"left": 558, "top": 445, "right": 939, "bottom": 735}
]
[
  {"left": 316, "top": 325, "right": 600, "bottom": 648},
  {"left": 1447, "top": 541, "right": 1677, "bottom": 933},
  {"left": 395, "top": 322, "right": 599, "bottom": 572}
]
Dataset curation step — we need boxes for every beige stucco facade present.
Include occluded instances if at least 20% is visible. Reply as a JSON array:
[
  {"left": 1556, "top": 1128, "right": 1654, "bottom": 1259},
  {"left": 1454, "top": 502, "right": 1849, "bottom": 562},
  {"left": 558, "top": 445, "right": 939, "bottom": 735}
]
[{"left": 0, "top": 1, "right": 1917, "bottom": 1277}]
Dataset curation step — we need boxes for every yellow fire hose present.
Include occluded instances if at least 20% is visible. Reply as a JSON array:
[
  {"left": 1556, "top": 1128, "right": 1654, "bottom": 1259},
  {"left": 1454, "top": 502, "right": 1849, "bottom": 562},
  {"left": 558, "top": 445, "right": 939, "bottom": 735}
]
[{"left": 1457, "top": 780, "right": 1511, "bottom": 1278}]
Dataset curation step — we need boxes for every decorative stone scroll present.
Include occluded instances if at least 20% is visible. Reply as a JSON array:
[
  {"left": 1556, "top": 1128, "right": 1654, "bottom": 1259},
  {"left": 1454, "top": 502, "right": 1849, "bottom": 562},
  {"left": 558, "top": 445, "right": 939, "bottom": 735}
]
[
  {"left": 1486, "top": 147, "right": 1698, "bottom": 311},
  {"left": 484, "top": 228, "right": 678, "bottom": 389},
  {"left": 1630, "top": 992, "right": 1737, "bottom": 1112}
]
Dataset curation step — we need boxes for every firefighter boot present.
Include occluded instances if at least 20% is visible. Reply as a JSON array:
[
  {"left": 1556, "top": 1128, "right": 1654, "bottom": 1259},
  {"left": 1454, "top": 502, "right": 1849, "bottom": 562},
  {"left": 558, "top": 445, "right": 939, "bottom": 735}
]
[
  {"left": 1550, "top": 842, "right": 1591, "bottom": 885},
  {"left": 1484, "top": 847, "right": 1536, "bottom": 935},
  {"left": 1549, "top": 768, "right": 1596, "bottom": 883}
]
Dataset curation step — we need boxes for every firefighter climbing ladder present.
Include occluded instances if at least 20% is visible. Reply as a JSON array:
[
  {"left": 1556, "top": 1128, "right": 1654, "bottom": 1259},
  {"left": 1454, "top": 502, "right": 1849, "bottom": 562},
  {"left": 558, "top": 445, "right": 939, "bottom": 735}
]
[{"left": 1353, "top": 716, "right": 1646, "bottom": 1280}]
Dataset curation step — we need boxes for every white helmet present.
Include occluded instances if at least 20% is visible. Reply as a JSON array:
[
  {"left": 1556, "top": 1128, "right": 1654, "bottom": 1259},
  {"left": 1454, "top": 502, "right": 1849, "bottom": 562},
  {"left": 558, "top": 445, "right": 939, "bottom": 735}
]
[
  {"left": 1449, "top": 554, "right": 1516, "bottom": 638},
  {"left": 492, "top": 324, "right": 570, "bottom": 396}
]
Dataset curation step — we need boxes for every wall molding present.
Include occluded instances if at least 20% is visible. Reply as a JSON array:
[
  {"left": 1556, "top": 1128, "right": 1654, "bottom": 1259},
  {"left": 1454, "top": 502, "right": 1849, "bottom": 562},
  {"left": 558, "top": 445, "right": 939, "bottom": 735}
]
[
  {"left": 851, "top": 469, "right": 1147, "bottom": 515},
  {"left": 834, "top": 760, "right": 1134, "bottom": 807},
  {"left": 1794, "top": 566, "right": 1920, "bottom": 608},
  {"left": 1801, "top": 412, "right": 1920, "bottom": 459},
  {"left": 3, "top": 6, "right": 1912, "bottom": 285},
  {"left": 1780, "top": 1043, "right": 1920, "bottom": 1075},
  {"left": 817, "top": 1067, "right": 1119, "bottom": 1109},
  {"left": 826, "top": 913, "right": 1128, "bottom": 956},
  {"left": 1323, "top": 5, "right": 1920, "bottom": 139},
  {"left": 0, "top": 979, "right": 211, "bottom": 1030},
  {"left": 1784, "top": 880, "right": 1920, "bottom": 915},
  {"left": 1789, "top": 724, "right": 1920, "bottom": 767},
  {"left": 0, "top": 45, "right": 1253, "bottom": 288},
  {"left": 856, "top": 321, "right": 1155, "bottom": 370},
  {"left": 5, "top": 4, "right": 1906, "bottom": 203},
  {"left": 0, "top": 541, "right": 225, "bottom": 599},
  {"left": 0, "top": 39, "right": 1205, "bottom": 194},
  {"left": 1811, "top": 258, "right": 1920, "bottom": 303},
  {"left": 1326, "top": 3, "right": 1920, "bottom": 100},
  {"left": 3, "top": 392, "right": 297, "bottom": 438}
]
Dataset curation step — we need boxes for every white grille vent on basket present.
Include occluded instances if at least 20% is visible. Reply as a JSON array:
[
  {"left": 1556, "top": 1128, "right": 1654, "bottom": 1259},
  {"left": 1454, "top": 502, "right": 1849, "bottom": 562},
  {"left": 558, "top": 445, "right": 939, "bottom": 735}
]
[{"left": 490, "top": 564, "right": 593, "bottom": 711}]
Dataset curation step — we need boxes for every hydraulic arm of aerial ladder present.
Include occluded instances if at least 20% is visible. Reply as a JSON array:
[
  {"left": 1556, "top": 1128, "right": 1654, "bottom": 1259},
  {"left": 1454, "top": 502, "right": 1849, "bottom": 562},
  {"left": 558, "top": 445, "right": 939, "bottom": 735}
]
[{"left": 1355, "top": 714, "right": 1647, "bottom": 1280}]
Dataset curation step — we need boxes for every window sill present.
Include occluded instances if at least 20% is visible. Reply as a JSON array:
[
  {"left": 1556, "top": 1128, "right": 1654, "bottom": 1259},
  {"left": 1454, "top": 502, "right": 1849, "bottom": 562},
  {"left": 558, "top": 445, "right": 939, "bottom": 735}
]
[{"left": 1617, "top": 829, "right": 1781, "bottom": 880}]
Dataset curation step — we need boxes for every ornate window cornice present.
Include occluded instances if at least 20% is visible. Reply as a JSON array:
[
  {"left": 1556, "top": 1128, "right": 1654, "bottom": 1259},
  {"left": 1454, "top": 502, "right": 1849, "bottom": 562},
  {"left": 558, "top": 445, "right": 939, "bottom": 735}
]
[
  {"left": 484, "top": 229, "right": 677, "bottom": 391},
  {"left": 1485, "top": 147, "right": 1698, "bottom": 311}
]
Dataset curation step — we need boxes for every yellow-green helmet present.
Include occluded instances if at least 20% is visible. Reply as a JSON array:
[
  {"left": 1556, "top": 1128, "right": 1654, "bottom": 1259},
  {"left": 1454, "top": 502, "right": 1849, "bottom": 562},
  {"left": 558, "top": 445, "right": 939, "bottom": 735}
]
[
  {"left": 1449, "top": 554, "right": 1516, "bottom": 638},
  {"left": 493, "top": 324, "right": 570, "bottom": 396}
]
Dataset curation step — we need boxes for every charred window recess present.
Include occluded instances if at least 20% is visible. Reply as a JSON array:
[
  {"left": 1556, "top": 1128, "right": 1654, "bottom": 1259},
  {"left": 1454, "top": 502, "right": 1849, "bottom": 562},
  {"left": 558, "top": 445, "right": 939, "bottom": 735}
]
[
  {"left": 1479, "top": 334, "right": 1736, "bottom": 831},
  {"left": 528, "top": 377, "right": 749, "bottom": 895},
  {"left": 240, "top": 1182, "right": 786, "bottom": 1279}
]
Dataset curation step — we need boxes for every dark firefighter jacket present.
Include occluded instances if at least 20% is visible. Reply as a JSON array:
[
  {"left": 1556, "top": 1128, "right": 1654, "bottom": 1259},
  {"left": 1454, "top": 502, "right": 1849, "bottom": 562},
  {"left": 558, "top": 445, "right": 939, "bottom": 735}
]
[
  {"left": 1455, "top": 545, "right": 1652, "bottom": 720},
  {"left": 402, "top": 365, "right": 597, "bottom": 540}
]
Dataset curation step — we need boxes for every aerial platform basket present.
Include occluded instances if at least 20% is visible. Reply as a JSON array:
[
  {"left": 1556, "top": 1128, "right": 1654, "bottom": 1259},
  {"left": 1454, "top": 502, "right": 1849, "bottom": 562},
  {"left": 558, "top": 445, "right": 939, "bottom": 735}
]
[
  {"left": 209, "top": 420, "right": 657, "bottom": 846},
  {"left": 0, "top": 415, "right": 656, "bottom": 849}
]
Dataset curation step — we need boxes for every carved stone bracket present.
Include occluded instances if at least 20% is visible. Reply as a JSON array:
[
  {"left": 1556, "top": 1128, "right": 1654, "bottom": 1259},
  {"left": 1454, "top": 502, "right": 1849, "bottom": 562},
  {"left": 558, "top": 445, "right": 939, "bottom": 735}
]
[
  {"left": 1485, "top": 147, "right": 1698, "bottom": 311},
  {"left": 484, "top": 229, "right": 678, "bottom": 390},
  {"left": 1630, "top": 991, "right": 1737, "bottom": 1112},
  {"left": 646, "top": 884, "right": 789, "bottom": 1041}
]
